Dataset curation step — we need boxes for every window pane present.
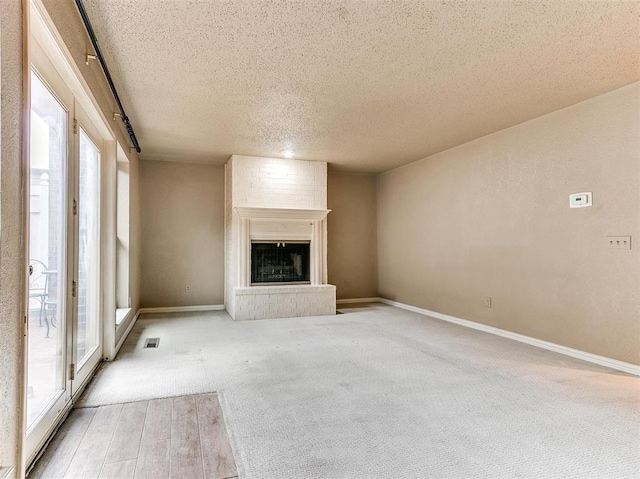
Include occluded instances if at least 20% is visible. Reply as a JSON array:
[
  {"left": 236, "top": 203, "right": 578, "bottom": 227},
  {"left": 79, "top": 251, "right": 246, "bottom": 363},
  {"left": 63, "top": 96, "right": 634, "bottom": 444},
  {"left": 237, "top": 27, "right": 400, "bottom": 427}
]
[
  {"left": 77, "top": 129, "right": 100, "bottom": 364},
  {"left": 27, "top": 71, "right": 67, "bottom": 428},
  {"left": 116, "top": 153, "right": 130, "bottom": 314}
]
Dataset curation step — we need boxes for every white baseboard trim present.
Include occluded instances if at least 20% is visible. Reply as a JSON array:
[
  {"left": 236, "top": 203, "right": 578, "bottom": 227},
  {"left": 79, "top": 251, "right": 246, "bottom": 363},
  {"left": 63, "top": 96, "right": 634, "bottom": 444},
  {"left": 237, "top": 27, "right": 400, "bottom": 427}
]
[
  {"left": 336, "top": 297, "right": 382, "bottom": 304},
  {"left": 138, "top": 304, "right": 226, "bottom": 314},
  {"left": 377, "top": 298, "right": 640, "bottom": 377}
]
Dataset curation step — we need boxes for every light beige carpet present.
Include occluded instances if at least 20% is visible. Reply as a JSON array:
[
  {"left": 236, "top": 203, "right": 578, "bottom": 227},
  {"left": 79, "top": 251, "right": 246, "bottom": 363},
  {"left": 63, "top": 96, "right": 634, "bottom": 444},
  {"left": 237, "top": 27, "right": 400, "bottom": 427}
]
[{"left": 78, "top": 303, "right": 640, "bottom": 478}]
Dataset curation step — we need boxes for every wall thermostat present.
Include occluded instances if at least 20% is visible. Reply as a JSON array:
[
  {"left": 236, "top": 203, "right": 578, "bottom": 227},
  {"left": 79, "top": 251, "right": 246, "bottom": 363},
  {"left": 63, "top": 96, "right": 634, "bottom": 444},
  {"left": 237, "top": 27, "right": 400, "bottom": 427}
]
[{"left": 569, "top": 192, "right": 592, "bottom": 208}]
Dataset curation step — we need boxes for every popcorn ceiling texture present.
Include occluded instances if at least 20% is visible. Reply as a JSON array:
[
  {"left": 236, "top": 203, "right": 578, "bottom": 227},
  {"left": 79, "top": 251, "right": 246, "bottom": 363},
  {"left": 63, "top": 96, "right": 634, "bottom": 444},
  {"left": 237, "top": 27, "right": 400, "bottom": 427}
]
[
  {"left": 77, "top": 306, "right": 640, "bottom": 478},
  {"left": 80, "top": 0, "right": 639, "bottom": 172}
]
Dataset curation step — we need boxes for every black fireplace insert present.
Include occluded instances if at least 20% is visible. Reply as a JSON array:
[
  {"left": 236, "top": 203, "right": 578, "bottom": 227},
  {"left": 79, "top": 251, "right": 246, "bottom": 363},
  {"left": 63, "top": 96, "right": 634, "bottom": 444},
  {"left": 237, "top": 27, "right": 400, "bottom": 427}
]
[{"left": 251, "top": 241, "right": 310, "bottom": 284}]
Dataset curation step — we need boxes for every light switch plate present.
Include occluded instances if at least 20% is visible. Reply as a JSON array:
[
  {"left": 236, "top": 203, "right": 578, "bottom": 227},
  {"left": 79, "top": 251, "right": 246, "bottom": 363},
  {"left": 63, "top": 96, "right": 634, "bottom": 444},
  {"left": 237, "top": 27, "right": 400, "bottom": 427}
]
[{"left": 607, "top": 236, "right": 631, "bottom": 250}]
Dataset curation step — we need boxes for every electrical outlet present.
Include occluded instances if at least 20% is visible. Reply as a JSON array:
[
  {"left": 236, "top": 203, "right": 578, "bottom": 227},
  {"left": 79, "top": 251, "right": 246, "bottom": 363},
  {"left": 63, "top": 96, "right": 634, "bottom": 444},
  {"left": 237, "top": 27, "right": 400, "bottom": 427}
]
[
  {"left": 344, "top": 280, "right": 350, "bottom": 287},
  {"left": 607, "top": 236, "right": 631, "bottom": 250},
  {"left": 485, "top": 297, "right": 492, "bottom": 308},
  {"left": 185, "top": 284, "right": 191, "bottom": 293}
]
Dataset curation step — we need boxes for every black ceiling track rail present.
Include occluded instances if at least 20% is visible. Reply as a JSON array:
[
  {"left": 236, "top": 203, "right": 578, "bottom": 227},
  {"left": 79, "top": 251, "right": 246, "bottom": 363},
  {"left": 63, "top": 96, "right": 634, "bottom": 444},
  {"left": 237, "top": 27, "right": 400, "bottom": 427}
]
[{"left": 74, "top": 0, "right": 141, "bottom": 153}]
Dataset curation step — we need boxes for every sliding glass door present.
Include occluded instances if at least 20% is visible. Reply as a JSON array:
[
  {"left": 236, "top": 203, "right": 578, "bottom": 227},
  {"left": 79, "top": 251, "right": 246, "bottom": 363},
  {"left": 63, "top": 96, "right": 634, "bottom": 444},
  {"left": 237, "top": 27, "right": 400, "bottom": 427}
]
[
  {"left": 26, "top": 39, "right": 106, "bottom": 463},
  {"left": 26, "top": 70, "right": 72, "bottom": 455}
]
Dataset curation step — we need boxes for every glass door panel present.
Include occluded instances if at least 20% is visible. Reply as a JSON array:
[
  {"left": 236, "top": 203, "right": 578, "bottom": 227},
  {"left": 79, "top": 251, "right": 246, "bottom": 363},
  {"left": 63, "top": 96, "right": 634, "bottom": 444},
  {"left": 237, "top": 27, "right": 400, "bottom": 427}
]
[
  {"left": 26, "top": 9, "right": 110, "bottom": 466},
  {"left": 27, "top": 72, "right": 69, "bottom": 429},
  {"left": 76, "top": 129, "right": 101, "bottom": 367}
]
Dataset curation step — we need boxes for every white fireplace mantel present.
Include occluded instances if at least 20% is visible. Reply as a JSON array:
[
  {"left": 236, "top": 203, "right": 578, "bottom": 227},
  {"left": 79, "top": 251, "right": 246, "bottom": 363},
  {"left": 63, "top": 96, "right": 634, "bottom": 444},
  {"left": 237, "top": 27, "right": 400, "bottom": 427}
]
[
  {"left": 234, "top": 206, "right": 331, "bottom": 221},
  {"left": 234, "top": 206, "right": 331, "bottom": 288}
]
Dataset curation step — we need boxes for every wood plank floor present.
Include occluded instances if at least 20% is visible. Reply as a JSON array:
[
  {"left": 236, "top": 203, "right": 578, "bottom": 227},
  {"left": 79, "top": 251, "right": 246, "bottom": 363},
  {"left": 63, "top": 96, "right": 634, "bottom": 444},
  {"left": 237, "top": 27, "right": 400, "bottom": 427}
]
[{"left": 29, "top": 393, "right": 238, "bottom": 479}]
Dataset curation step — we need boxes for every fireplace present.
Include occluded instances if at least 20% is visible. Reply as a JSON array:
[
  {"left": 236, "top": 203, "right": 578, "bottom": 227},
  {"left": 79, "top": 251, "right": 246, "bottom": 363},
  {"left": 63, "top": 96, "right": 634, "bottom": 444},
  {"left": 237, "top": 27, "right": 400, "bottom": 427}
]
[
  {"left": 251, "top": 241, "right": 310, "bottom": 285},
  {"left": 225, "top": 155, "right": 336, "bottom": 320}
]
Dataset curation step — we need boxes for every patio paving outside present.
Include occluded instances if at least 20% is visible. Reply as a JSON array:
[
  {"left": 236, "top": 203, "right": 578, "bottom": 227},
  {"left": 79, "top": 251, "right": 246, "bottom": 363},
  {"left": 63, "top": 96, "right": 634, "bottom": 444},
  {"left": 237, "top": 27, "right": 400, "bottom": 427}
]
[{"left": 27, "top": 307, "right": 63, "bottom": 428}]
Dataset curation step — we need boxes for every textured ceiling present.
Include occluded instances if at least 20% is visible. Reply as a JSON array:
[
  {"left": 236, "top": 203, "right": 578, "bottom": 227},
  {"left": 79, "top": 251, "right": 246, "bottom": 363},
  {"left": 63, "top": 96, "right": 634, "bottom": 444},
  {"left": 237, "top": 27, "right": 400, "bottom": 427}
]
[{"left": 82, "top": 0, "right": 639, "bottom": 173}]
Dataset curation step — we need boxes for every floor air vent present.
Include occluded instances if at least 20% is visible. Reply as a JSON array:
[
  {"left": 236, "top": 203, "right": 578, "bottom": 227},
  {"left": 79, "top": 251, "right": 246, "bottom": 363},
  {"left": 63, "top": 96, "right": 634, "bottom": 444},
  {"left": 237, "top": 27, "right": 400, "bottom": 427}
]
[{"left": 144, "top": 338, "right": 160, "bottom": 349}]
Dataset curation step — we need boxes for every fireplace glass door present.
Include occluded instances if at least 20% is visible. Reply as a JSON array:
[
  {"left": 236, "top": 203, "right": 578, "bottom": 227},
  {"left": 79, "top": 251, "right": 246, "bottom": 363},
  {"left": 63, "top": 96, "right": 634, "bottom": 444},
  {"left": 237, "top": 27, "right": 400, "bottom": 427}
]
[{"left": 251, "top": 242, "right": 310, "bottom": 284}]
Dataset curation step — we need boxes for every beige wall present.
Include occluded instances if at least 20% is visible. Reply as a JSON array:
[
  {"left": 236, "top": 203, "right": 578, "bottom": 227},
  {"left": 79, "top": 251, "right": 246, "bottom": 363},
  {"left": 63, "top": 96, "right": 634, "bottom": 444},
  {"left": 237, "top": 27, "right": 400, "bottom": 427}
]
[
  {"left": 328, "top": 171, "right": 378, "bottom": 300},
  {"left": 140, "top": 161, "right": 225, "bottom": 307},
  {"left": 378, "top": 83, "right": 640, "bottom": 365},
  {"left": 139, "top": 166, "right": 377, "bottom": 307}
]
